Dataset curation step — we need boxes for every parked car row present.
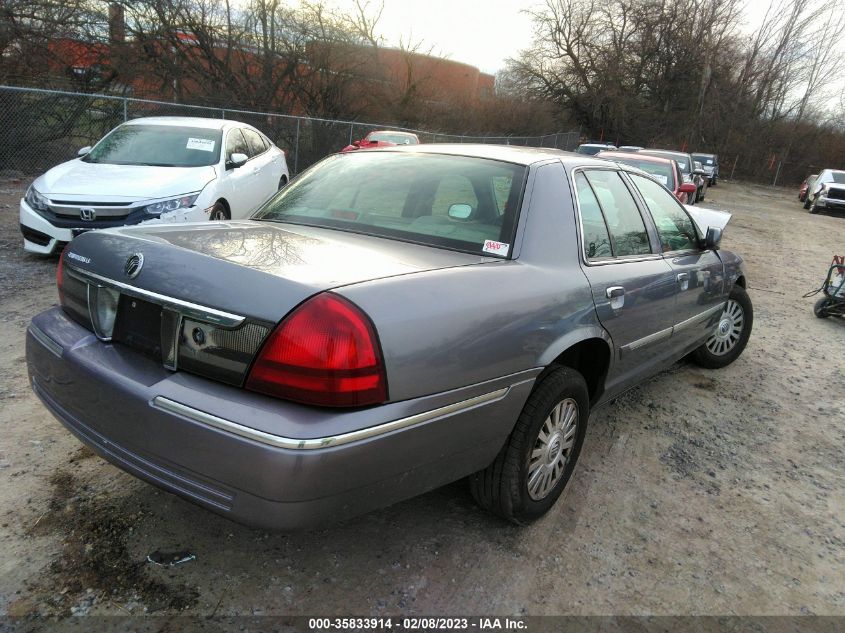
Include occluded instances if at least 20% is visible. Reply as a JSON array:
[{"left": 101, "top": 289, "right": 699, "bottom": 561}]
[
  {"left": 582, "top": 144, "right": 718, "bottom": 205},
  {"left": 800, "top": 169, "right": 845, "bottom": 214}
]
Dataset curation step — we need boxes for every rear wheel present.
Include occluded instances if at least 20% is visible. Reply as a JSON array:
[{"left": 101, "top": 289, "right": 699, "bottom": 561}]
[
  {"left": 690, "top": 285, "right": 753, "bottom": 369},
  {"left": 209, "top": 201, "right": 229, "bottom": 221},
  {"left": 469, "top": 367, "right": 589, "bottom": 523}
]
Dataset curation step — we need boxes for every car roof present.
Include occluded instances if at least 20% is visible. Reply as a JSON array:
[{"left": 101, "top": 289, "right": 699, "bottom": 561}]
[
  {"left": 373, "top": 143, "right": 613, "bottom": 167},
  {"left": 597, "top": 151, "right": 674, "bottom": 166},
  {"left": 124, "top": 116, "right": 235, "bottom": 130},
  {"left": 692, "top": 152, "right": 717, "bottom": 157},
  {"left": 642, "top": 149, "right": 690, "bottom": 159}
]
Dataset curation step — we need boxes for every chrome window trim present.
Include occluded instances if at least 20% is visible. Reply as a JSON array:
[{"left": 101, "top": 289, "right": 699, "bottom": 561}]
[
  {"left": 28, "top": 324, "right": 63, "bottom": 358},
  {"left": 67, "top": 265, "right": 245, "bottom": 327},
  {"left": 568, "top": 164, "right": 661, "bottom": 267},
  {"left": 152, "top": 387, "right": 511, "bottom": 450}
]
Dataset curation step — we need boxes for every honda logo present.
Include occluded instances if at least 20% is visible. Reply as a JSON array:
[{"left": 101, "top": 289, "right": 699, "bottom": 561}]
[{"left": 80, "top": 208, "right": 96, "bottom": 221}]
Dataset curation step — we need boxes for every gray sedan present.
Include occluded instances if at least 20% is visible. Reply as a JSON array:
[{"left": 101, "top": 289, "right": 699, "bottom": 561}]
[{"left": 26, "top": 145, "right": 753, "bottom": 529}]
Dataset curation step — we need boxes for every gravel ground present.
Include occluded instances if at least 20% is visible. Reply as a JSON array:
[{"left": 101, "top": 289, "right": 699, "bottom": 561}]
[{"left": 0, "top": 179, "right": 843, "bottom": 624}]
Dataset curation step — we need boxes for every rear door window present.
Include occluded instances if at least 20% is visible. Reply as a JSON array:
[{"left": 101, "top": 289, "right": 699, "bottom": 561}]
[
  {"left": 574, "top": 172, "right": 612, "bottom": 259},
  {"left": 583, "top": 170, "right": 652, "bottom": 257}
]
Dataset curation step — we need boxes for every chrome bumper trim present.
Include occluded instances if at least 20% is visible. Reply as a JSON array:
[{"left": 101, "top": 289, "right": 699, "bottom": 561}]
[
  {"left": 28, "top": 324, "right": 63, "bottom": 358},
  {"left": 152, "top": 387, "right": 511, "bottom": 450},
  {"left": 67, "top": 265, "right": 245, "bottom": 327}
]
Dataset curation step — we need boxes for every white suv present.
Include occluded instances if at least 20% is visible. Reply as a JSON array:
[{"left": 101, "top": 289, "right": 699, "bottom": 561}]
[{"left": 20, "top": 116, "right": 289, "bottom": 254}]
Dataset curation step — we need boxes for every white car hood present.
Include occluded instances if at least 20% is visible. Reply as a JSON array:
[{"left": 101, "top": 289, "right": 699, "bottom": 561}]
[
  {"left": 685, "top": 205, "right": 732, "bottom": 234},
  {"left": 34, "top": 158, "right": 217, "bottom": 201}
]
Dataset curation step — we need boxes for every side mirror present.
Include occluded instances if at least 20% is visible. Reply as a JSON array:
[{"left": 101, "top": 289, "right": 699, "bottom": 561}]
[
  {"left": 448, "top": 203, "right": 473, "bottom": 220},
  {"left": 693, "top": 168, "right": 707, "bottom": 176},
  {"left": 679, "top": 183, "right": 697, "bottom": 194},
  {"left": 78, "top": 146, "right": 92, "bottom": 156},
  {"left": 353, "top": 140, "right": 361, "bottom": 147},
  {"left": 704, "top": 226, "right": 722, "bottom": 250},
  {"left": 228, "top": 152, "right": 248, "bottom": 168}
]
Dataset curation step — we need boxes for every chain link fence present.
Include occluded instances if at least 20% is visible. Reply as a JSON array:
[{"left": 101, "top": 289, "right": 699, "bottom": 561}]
[{"left": 0, "top": 85, "right": 581, "bottom": 178}]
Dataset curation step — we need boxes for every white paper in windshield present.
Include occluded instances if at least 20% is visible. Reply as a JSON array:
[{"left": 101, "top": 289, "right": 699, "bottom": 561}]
[
  {"left": 677, "top": 162, "right": 687, "bottom": 170},
  {"left": 186, "top": 138, "right": 216, "bottom": 152},
  {"left": 652, "top": 174, "right": 669, "bottom": 186},
  {"left": 483, "top": 240, "right": 510, "bottom": 256}
]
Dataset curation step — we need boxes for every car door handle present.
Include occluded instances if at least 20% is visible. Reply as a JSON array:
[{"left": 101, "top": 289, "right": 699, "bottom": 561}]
[
  {"left": 676, "top": 273, "right": 689, "bottom": 282},
  {"left": 606, "top": 286, "right": 625, "bottom": 310}
]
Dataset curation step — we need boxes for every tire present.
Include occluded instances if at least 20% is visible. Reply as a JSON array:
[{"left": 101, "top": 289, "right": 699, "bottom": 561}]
[
  {"left": 809, "top": 197, "right": 821, "bottom": 214},
  {"left": 814, "top": 297, "right": 831, "bottom": 318},
  {"left": 690, "top": 285, "right": 753, "bottom": 369},
  {"left": 711, "top": 177, "right": 717, "bottom": 186},
  {"left": 804, "top": 196, "right": 812, "bottom": 210},
  {"left": 209, "top": 201, "right": 229, "bottom": 221},
  {"left": 469, "top": 367, "right": 589, "bottom": 524},
  {"left": 278, "top": 175, "right": 288, "bottom": 190}
]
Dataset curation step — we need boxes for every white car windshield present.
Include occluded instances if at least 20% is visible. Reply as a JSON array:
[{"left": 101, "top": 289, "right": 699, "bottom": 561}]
[{"left": 83, "top": 125, "right": 223, "bottom": 167}]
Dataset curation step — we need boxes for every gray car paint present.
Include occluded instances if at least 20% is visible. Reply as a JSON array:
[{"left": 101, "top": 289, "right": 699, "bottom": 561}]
[{"left": 27, "top": 145, "right": 748, "bottom": 528}]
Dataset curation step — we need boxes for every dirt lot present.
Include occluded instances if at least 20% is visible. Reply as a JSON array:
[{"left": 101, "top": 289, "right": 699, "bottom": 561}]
[{"left": 0, "top": 179, "right": 843, "bottom": 625}]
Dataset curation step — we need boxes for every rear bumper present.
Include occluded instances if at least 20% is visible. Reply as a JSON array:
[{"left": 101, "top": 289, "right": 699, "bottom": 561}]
[{"left": 26, "top": 307, "right": 535, "bottom": 529}]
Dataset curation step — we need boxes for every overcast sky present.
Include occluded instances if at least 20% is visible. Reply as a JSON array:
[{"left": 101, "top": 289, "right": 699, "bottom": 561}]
[{"left": 364, "top": 0, "right": 816, "bottom": 75}]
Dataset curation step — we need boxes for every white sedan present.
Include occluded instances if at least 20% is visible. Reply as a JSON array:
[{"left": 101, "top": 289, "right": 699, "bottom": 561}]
[{"left": 20, "top": 116, "right": 289, "bottom": 255}]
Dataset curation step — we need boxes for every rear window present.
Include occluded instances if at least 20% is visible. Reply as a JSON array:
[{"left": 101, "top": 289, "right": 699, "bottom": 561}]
[
  {"left": 254, "top": 152, "right": 527, "bottom": 257},
  {"left": 367, "top": 132, "right": 419, "bottom": 145},
  {"left": 611, "top": 157, "right": 675, "bottom": 189},
  {"left": 84, "top": 124, "right": 222, "bottom": 167}
]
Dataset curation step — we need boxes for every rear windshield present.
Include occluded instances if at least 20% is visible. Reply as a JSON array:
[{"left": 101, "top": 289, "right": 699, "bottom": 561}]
[
  {"left": 612, "top": 157, "right": 675, "bottom": 189},
  {"left": 254, "top": 152, "right": 527, "bottom": 257},
  {"left": 692, "top": 154, "right": 715, "bottom": 165},
  {"left": 83, "top": 124, "right": 222, "bottom": 167},
  {"left": 367, "top": 132, "right": 418, "bottom": 145},
  {"left": 646, "top": 151, "right": 689, "bottom": 174}
]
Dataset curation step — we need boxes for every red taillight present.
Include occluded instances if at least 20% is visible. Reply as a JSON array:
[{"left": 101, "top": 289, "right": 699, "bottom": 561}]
[{"left": 246, "top": 293, "right": 387, "bottom": 407}]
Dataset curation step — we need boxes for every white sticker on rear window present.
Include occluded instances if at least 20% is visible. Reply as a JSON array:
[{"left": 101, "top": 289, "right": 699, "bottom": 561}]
[
  {"left": 186, "top": 138, "right": 215, "bottom": 152},
  {"left": 677, "top": 162, "right": 687, "bottom": 170},
  {"left": 483, "top": 240, "right": 510, "bottom": 256},
  {"left": 653, "top": 174, "right": 669, "bottom": 185}
]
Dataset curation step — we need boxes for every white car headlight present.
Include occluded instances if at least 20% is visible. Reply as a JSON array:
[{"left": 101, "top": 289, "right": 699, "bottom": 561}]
[
  {"left": 142, "top": 193, "right": 200, "bottom": 216},
  {"left": 25, "top": 186, "right": 50, "bottom": 213}
]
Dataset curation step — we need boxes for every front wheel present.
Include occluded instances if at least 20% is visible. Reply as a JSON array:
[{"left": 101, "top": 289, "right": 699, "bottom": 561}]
[
  {"left": 690, "top": 285, "right": 753, "bottom": 369},
  {"left": 809, "top": 197, "right": 821, "bottom": 214},
  {"left": 469, "top": 367, "right": 589, "bottom": 523},
  {"left": 208, "top": 201, "right": 230, "bottom": 221}
]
